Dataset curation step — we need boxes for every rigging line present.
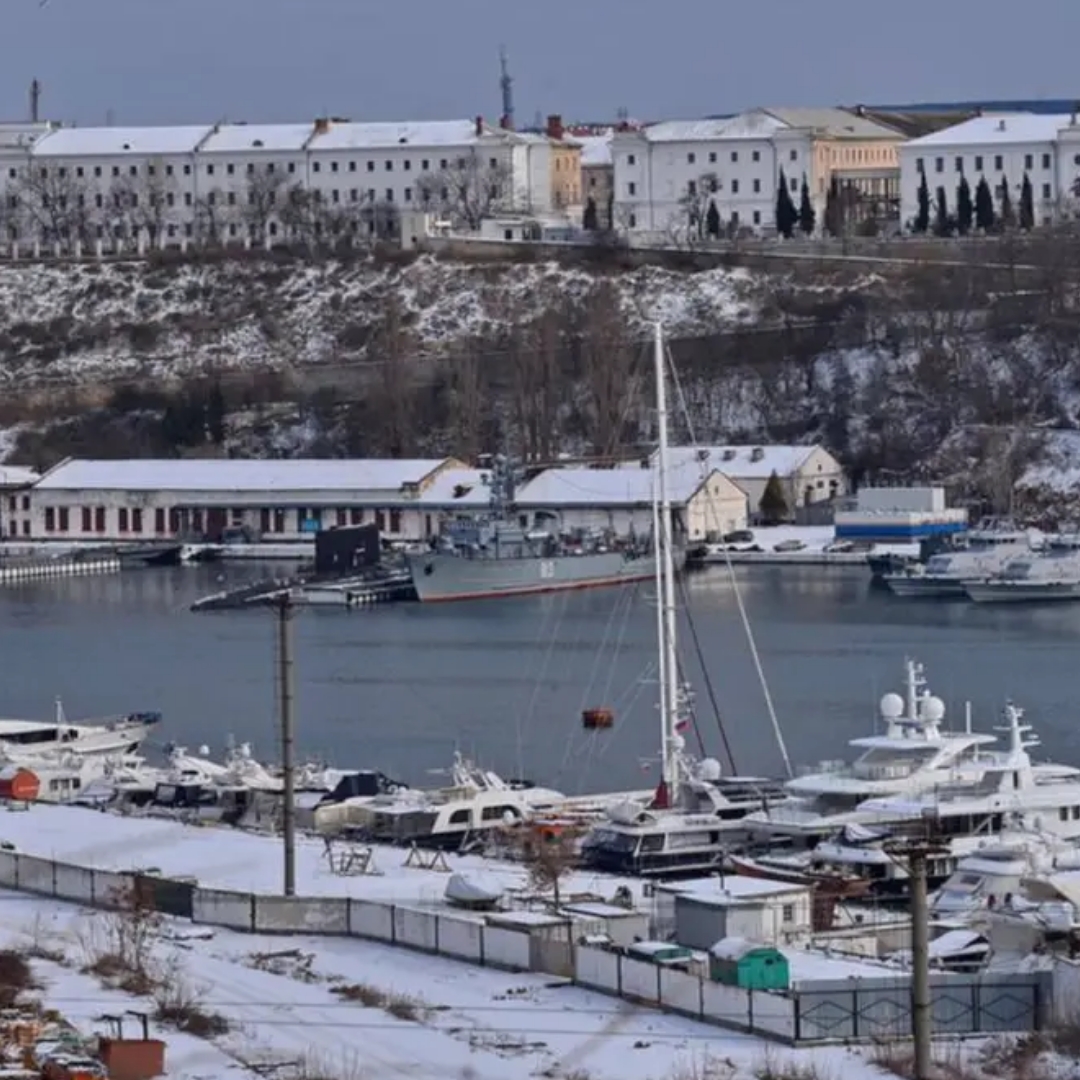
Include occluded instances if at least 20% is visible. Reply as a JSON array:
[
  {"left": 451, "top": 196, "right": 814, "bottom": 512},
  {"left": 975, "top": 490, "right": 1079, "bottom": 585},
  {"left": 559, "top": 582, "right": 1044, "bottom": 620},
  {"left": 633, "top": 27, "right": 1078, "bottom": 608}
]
[
  {"left": 593, "top": 660, "right": 655, "bottom": 763},
  {"left": 673, "top": 651, "right": 706, "bottom": 759},
  {"left": 515, "top": 585, "right": 564, "bottom": 780},
  {"left": 522, "top": 588, "right": 571, "bottom": 780},
  {"left": 676, "top": 573, "right": 737, "bottom": 773},
  {"left": 664, "top": 339, "right": 793, "bottom": 779},
  {"left": 599, "top": 580, "right": 638, "bottom": 708}
]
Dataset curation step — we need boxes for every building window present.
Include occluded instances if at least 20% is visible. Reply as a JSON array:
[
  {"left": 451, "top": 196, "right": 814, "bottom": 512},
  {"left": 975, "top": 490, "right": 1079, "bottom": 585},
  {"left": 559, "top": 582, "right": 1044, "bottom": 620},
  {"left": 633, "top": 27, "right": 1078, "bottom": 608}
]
[
  {"left": 994, "top": 154, "right": 1003, "bottom": 171},
  {"left": 331, "top": 161, "right": 339, "bottom": 173},
  {"left": 131, "top": 508, "right": 142, "bottom": 533},
  {"left": 974, "top": 155, "right": 983, "bottom": 171},
  {"left": 336, "top": 508, "right": 347, "bottom": 527},
  {"left": 752, "top": 149, "right": 760, "bottom": 162},
  {"left": 790, "top": 177, "right": 797, "bottom": 191},
  {"left": 288, "top": 162, "right": 296, "bottom": 174},
  {"left": 1024, "top": 154, "right": 1033, "bottom": 170},
  {"left": 753, "top": 178, "right": 761, "bottom": 193},
  {"left": 389, "top": 509, "right": 402, "bottom": 533},
  {"left": 782, "top": 904, "right": 795, "bottom": 922},
  {"left": 260, "top": 508, "right": 271, "bottom": 534},
  {"left": 789, "top": 149, "right": 797, "bottom": 161},
  {"left": 312, "top": 161, "right": 321, "bottom": 173},
  {"left": 915, "top": 157, "right": 924, "bottom": 173},
  {"left": 81, "top": 507, "right": 92, "bottom": 532},
  {"left": 350, "top": 508, "right": 364, "bottom": 525},
  {"left": 627, "top": 154, "right": 636, "bottom": 166},
  {"left": 687, "top": 152, "right": 695, "bottom": 165},
  {"left": 687, "top": 180, "right": 696, "bottom": 196},
  {"left": 1043, "top": 153, "right": 1052, "bottom": 169},
  {"left": 627, "top": 181, "right": 636, "bottom": 196},
  {"left": 44, "top": 507, "right": 55, "bottom": 532},
  {"left": 58, "top": 507, "right": 69, "bottom": 532},
  {"left": 404, "top": 187, "right": 412, "bottom": 202},
  {"left": 272, "top": 508, "right": 285, "bottom": 533},
  {"left": 118, "top": 508, "right": 129, "bottom": 533},
  {"left": 752, "top": 210, "right": 760, "bottom": 225},
  {"left": 955, "top": 156, "right": 963, "bottom": 173},
  {"left": 94, "top": 507, "right": 105, "bottom": 533},
  {"left": 731, "top": 179, "right": 739, "bottom": 193},
  {"left": 935, "top": 157, "right": 944, "bottom": 173},
  {"left": 94, "top": 166, "right": 102, "bottom": 178},
  {"left": 385, "top": 160, "right": 393, "bottom": 171},
  {"left": 1043, "top": 183, "right": 1052, "bottom": 199},
  {"left": 375, "top": 509, "right": 386, "bottom": 531},
  {"left": 206, "top": 164, "right": 215, "bottom": 176},
  {"left": 708, "top": 151, "right": 716, "bottom": 163},
  {"left": 731, "top": 210, "right": 739, "bottom": 225},
  {"left": 154, "top": 508, "right": 165, "bottom": 533},
  {"left": 628, "top": 212, "right": 636, "bottom": 227}
]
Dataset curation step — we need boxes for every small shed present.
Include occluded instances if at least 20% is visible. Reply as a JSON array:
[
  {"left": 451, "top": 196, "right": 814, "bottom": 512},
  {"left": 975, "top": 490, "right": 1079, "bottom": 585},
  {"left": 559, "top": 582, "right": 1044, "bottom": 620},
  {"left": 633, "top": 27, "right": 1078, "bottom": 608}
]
[{"left": 709, "top": 937, "right": 790, "bottom": 991}]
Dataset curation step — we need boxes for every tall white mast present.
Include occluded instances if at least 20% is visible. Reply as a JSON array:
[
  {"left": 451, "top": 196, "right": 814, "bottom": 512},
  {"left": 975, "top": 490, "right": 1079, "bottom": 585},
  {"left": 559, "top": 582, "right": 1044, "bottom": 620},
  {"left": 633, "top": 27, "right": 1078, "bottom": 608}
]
[
  {"left": 654, "top": 322, "right": 680, "bottom": 798},
  {"left": 650, "top": 477, "right": 668, "bottom": 784}
]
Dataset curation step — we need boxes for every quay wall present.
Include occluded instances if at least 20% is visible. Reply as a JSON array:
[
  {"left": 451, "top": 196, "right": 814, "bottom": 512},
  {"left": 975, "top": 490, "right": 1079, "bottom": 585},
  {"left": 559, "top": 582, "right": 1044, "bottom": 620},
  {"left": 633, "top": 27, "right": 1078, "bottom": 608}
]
[{"left": 0, "top": 846, "right": 1049, "bottom": 1046}]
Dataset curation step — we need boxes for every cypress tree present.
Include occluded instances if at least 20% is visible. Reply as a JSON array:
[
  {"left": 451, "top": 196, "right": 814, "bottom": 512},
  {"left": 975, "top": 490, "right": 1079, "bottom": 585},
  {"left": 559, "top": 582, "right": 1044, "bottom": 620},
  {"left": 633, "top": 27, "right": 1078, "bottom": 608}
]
[
  {"left": 582, "top": 197, "right": 598, "bottom": 231},
  {"left": 955, "top": 176, "right": 974, "bottom": 236},
  {"left": 706, "top": 199, "right": 721, "bottom": 238},
  {"left": 824, "top": 176, "right": 842, "bottom": 236},
  {"left": 999, "top": 177, "right": 1015, "bottom": 228},
  {"left": 974, "top": 176, "right": 995, "bottom": 232},
  {"left": 1019, "top": 172, "right": 1035, "bottom": 229},
  {"left": 775, "top": 169, "right": 797, "bottom": 238},
  {"left": 914, "top": 171, "right": 931, "bottom": 233},
  {"left": 933, "top": 186, "right": 951, "bottom": 237},
  {"left": 758, "top": 471, "right": 789, "bottom": 525},
  {"left": 798, "top": 174, "right": 816, "bottom": 235}
]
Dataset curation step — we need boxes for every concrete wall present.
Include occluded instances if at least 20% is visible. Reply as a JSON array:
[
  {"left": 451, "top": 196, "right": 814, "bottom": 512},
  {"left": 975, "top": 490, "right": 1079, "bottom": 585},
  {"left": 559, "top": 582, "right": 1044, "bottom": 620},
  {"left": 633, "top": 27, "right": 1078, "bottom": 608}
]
[{"left": 254, "top": 897, "right": 349, "bottom": 935}]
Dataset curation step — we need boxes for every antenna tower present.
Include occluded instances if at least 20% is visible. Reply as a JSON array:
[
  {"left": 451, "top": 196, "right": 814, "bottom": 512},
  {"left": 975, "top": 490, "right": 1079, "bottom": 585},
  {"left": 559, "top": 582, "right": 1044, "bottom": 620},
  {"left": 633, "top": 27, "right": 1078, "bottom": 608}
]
[
  {"left": 499, "top": 46, "right": 515, "bottom": 130},
  {"left": 29, "top": 79, "right": 41, "bottom": 123}
]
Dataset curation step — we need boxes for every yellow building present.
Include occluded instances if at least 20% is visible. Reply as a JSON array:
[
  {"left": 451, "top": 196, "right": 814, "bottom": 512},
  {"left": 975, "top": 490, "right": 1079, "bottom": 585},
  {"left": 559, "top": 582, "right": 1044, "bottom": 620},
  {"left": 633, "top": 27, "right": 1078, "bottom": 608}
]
[{"left": 543, "top": 115, "right": 582, "bottom": 210}]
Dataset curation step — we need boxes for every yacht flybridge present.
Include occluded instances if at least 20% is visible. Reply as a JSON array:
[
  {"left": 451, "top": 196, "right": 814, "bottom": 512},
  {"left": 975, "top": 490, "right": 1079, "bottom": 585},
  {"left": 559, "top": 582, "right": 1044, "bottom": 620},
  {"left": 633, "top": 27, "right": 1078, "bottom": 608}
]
[
  {"left": 0, "top": 699, "right": 159, "bottom": 758},
  {"left": 744, "top": 659, "right": 1000, "bottom": 843},
  {"left": 580, "top": 323, "right": 790, "bottom": 877}
]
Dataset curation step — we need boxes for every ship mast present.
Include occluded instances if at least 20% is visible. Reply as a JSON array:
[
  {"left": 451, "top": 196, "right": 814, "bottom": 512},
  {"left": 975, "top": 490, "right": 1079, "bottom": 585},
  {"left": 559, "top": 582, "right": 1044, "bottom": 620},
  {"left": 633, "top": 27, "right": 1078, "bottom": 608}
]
[{"left": 654, "top": 322, "right": 681, "bottom": 800}]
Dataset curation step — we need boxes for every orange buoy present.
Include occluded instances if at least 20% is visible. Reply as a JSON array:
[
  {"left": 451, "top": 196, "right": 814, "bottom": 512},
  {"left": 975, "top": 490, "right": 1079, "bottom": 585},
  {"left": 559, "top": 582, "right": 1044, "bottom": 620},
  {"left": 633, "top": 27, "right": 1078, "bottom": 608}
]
[
  {"left": 582, "top": 708, "right": 614, "bottom": 730},
  {"left": 0, "top": 766, "right": 40, "bottom": 802}
]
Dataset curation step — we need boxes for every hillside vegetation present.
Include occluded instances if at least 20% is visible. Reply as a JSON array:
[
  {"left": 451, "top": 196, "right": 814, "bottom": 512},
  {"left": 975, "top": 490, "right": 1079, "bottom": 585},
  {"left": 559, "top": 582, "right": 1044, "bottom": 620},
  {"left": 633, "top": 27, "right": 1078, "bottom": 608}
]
[{"left": 3, "top": 238, "right": 1080, "bottom": 512}]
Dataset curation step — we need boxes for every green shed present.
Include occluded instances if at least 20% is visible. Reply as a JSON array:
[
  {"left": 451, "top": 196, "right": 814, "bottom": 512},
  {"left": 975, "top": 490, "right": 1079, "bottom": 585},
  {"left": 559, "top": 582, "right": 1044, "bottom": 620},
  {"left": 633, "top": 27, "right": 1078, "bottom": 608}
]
[{"left": 708, "top": 936, "right": 790, "bottom": 990}]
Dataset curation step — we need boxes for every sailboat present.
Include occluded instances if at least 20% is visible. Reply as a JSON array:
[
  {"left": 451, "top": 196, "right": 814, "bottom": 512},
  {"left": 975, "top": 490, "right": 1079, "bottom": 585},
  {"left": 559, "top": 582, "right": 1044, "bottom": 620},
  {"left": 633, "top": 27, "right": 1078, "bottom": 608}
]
[{"left": 580, "top": 323, "right": 789, "bottom": 877}]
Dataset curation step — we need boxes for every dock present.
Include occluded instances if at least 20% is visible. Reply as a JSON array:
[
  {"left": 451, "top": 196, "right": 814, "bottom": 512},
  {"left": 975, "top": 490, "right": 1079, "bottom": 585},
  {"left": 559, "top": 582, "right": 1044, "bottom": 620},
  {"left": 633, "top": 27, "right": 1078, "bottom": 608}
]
[
  {"left": 688, "top": 549, "right": 873, "bottom": 567},
  {"left": 0, "top": 551, "right": 121, "bottom": 585},
  {"left": 191, "top": 571, "right": 416, "bottom": 612}
]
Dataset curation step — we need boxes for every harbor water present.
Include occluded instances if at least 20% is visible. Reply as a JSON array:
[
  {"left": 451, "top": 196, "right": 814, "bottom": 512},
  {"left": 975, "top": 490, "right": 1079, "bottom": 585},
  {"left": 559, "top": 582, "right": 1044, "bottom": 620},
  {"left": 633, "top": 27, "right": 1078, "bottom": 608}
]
[{"left": 4, "top": 562, "right": 1080, "bottom": 793}]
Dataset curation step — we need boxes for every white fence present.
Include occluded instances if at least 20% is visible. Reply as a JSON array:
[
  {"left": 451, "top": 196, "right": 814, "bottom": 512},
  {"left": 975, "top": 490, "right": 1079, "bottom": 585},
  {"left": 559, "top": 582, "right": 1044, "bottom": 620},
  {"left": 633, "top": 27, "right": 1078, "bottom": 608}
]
[{"left": 0, "top": 557, "right": 120, "bottom": 584}]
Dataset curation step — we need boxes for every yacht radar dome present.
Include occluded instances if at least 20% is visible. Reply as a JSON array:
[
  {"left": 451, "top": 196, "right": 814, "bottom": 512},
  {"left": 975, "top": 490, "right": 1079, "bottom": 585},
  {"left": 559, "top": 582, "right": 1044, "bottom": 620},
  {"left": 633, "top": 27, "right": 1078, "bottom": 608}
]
[
  {"left": 880, "top": 693, "right": 904, "bottom": 719},
  {"left": 698, "top": 757, "right": 722, "bottom": 782},
  {"left": 921, "top": 696, "right": 946, "bottom": 723}
]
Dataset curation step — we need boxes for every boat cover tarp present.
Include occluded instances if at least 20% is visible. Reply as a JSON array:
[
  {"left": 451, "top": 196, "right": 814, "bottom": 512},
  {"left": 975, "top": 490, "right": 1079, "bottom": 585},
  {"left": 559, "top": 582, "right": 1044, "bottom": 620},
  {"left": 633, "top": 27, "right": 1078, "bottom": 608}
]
[{"left": 445, "top": 873, "right": 502, "bottom": 906}]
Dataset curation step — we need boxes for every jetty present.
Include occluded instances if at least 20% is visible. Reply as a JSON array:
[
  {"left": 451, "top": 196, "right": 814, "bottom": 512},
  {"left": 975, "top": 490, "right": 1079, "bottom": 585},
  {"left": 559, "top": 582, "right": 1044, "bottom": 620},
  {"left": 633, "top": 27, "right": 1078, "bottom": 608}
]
[
  {"left": 191, "top": 569, "right": 416, "bottom": 612},
  {"left": 0, "top": 548, "right": 121, "bottom": 585}
]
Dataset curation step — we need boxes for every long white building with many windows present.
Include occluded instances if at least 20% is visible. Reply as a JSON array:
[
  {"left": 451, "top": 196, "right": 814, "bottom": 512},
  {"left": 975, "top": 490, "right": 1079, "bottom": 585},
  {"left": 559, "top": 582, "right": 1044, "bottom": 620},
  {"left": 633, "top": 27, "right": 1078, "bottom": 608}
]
[
  {"left": 612, "top": 107, "right": 906, "bottom": 239},
  {"left": 898, "top": 112, "right": 1080, "bottom": 229},
  {"left": 0, "top": 116, "right": 573, "bottom": 250}
]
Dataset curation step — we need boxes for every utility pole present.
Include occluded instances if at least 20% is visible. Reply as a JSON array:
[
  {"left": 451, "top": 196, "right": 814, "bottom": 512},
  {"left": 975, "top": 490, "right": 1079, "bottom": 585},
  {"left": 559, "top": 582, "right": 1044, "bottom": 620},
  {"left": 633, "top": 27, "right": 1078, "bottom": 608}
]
[
  {"left": 275, "top": 592, "right": 297, "bottom": 897},
  {"left": 886, "top": 820, "right": 945, "bottom": 1080}
]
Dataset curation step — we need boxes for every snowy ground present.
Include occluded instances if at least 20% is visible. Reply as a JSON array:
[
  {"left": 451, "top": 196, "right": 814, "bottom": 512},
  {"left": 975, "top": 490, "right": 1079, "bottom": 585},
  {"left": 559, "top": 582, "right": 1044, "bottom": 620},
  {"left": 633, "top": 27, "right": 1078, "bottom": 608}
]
[{"left": 1, "top": 891, "right": 890, "bottom": 1080}]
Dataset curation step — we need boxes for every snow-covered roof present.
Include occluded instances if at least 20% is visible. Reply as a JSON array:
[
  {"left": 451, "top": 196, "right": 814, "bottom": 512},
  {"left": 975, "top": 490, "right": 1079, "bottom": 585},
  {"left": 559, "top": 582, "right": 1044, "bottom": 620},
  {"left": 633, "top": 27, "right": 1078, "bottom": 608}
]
[
  {"left": 659, "top": 445, "right": 820, "bottom": 480},
  {"left": 662, "top": 875, "right": 808, "bottom": 903},
  {"left": 418, "top": 468, "right": 492, "bottom": 508},
  {"left": 34, "top": 458, "right": 453, "bottom": 494},
  {"left": 32, "top": 125, "right": 213, "bottom": 157},
  {"left": 199, "top": 123, "right": 315, "bottom": 154},
  {"left": 515, "top": 462, "right": 726, "bottom": 508},
  {"left": 0, "top": 465, "right": 38, "bottom": 488},
  {"left": 906, "top": 113, "right": 1071, "bottom": 148},
  {"left": 763, "top": 108, "right": 904, "bottom": 140},
  {"left": 0, "top": 122, "right": 53, "bottom": 151},
  {"left": 573, "top": 135, "right": 613, "bottom": 167},
  {"left": 709, "top": 936, "right": 782, "bottom": 961},
  {"left": 639, "top": 111, "right": 787, "bottom": 144},
  {"left": 308, "top": 120, "right": 494, "bottom": 151}
]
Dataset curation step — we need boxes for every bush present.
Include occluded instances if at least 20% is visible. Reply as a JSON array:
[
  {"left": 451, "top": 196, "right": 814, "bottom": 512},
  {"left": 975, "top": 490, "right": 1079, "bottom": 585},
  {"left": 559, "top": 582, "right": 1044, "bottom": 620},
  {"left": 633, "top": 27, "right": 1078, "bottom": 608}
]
[
  {"left": 0, "top": 950, "right": 38, "bottom": 1007},
  {"left": 332, "top": 982, "right": 386, "bottom": 1007}
]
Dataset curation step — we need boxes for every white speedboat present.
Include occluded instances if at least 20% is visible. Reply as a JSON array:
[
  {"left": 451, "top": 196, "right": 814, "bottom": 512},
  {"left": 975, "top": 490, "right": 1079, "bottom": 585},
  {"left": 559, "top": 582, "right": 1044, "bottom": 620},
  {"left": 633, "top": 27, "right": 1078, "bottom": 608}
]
[
  {"left": 744, "top": 659, "right": 1000, "bottom": 844},
  {"left": 965, "top": 534, "right": 1080, "bottom": 603},
  {"left": 0, "top": 699, "right": 160, "bottom": 758},
  {"left": 884, "top": 519, "right": 1033, "bottom": 598}
]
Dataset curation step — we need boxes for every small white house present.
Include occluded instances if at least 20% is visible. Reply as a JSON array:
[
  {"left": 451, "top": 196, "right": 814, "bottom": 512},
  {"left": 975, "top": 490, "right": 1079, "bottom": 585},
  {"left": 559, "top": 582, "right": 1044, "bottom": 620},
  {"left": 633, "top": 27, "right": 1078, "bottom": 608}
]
[
  {"left": 514, "top": 462, "right": 748, "bottom": 541},
  {"left": 25, "top": 457, "right": 481, "bottom": 544},
  {"left": 662, "top": 876, "right": 813, "bottom": 950},
  {"left": 0, "top": 465, "right": 39, "bottom": 540},
  {"left": 661, "top": 445, "right": 845, "bottom": 518}
]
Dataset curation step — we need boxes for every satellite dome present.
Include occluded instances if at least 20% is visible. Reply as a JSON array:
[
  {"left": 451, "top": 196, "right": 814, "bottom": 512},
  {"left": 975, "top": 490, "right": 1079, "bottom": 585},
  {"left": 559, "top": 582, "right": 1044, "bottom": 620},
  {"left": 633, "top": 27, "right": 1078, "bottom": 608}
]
[
  {"left": 921, "top": 696, "right": 946, "bottom": 723},
  {"left": 880, "top": 692, "right": 904, "bottom": 719},
  {"left": 698, "top": 757, "right": 722, "bottom": 782},
  {"left": 671, "top": 734, "right": 686, "bottom": 753}
]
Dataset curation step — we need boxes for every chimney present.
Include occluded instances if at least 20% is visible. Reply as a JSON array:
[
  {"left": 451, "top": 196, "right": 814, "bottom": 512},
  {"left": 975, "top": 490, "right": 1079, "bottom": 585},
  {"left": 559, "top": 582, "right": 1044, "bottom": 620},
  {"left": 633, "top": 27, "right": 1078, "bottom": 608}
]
[
  {"left": 997, "top": 119, "right": 1006, "bottom": 132},
  {"left": 29, "top": 78, "right": 40, "bottom": 124},
  {"left": 546, "top": 113, "right": 564, "bottom": 140},
  {"left": 313, "top": 117, "right": 330, "bottom": 135},
  {"left": 499, "top": 114, "right": 511, "bottom": 130},
  {"left": 475, "top": 114, "right": 484, "bottom": 137}
]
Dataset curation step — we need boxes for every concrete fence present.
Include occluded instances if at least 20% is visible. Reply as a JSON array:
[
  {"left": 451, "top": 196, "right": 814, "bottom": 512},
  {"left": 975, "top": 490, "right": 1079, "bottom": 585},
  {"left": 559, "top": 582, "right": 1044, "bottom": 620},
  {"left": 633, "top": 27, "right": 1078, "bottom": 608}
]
[
  {"left": 0, "top": 849, "right": 1050, "bottom": 1046},
  {"left": 0, "top": 557, "right": 121, "bottom": 584}
]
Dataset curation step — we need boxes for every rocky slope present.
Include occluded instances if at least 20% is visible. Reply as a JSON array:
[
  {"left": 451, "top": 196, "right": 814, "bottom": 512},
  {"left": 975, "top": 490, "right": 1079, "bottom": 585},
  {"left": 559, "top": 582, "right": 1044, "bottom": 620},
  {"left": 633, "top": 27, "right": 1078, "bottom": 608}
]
[{"left": 1, "top": 249, "right": 1078, "bottom": 513}]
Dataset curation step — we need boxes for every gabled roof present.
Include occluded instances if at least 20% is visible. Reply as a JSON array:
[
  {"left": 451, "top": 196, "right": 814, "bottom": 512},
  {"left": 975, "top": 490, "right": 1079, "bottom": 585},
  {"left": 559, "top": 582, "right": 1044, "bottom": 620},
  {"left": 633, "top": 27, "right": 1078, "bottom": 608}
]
[
  {"left": 308, "top": 119, "right": 502, "bottom": 151},
  {"left": 659, "top": 445, "right": 823, "bottom": 480},
  {"left": 515, "top": 463, "right": 732, "bottom": 508},
  {"left": 637, "top": 111, "right": 787, "bottom": 144},
  {"left": 906, "top": 113, "right": 1071, "bottom": 147},
  {"left": 0, "top": 465, "right": 37, "bottom": 488},
  {"left": 199, "top": 123, "right": 316, "bottom": 154},
  {"left": 32, "top": 125, "right": 214, "bottom": 157},
  {"left": 762, "top": 107, "right": 904, "bottom": 140},
  {"left": 33, "top": 458, "right": 453, "bottom": 493}
]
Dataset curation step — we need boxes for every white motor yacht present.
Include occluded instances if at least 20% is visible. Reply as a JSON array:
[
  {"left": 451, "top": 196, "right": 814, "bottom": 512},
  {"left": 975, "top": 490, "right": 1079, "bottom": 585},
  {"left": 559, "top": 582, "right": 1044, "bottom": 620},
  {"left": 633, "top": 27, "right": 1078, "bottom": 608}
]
[
  {"left": 884, "top": 519, "right": 1033, "bottom": 598},
  {"left": 744, "top": 659, "right": 999, "bottom": 845},
  {"left": 965, "top": 533, "right": 1080, "bottom": 603},
  {"left": 0, "top": 699, "right": 160, "bottom": 758}
]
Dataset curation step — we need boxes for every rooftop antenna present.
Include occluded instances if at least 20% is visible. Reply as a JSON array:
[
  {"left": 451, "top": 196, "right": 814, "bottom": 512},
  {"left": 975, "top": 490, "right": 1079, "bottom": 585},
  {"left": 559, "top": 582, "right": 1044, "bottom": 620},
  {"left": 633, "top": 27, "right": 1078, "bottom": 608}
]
[
  {"left": 499, "top": 45, "right": 514, "bottom": 130},
  {"left": 29, "top": 78, "right": 40, "bottom": 123}
]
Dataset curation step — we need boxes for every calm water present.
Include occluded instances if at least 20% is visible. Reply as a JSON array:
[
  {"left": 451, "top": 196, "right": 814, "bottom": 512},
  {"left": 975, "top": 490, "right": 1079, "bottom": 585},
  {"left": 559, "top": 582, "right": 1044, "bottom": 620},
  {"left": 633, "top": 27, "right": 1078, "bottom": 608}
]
[{"left": 3, "top": 563, "right": 1080, "bottom": 793}]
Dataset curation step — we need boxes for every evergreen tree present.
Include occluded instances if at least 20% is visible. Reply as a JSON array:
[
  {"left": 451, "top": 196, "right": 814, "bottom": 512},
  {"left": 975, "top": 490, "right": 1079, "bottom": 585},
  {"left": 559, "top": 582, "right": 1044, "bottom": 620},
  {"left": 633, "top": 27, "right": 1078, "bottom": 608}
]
[
  {"left": 798, "top": 174, "right": 816, "bottom": 235},
  {"left": 775, "top": 169, "right": 797, "bottom": 238},
  {"left": 974, "top": 176, "right": 995, "bottom": 232},
  {"left": 824, "top": 176, "right": 842, "bottom": 236},
  {"left": 999, "top": 177, "right": 1015, "bottom": 229},
  {"left": 582, "top": 197, "right": 599, "bottom": 231},
  {"left": 705, "top": 199, "right": 721, "bottom": 238},
  {"left": 1019, "top": 172, "right": 1035, "bottom": 230},
  {"left": 758, "top": 471, "right": 789, "bottom": 525},
  {"left": 933, "top": 186, "right": 952, "bottom": 237},
  {"left": 914, "top": 171, "right": 931, "bottom": 233},
  {"left": 205, "top": 380, "right": 226, "bottom": 445},
  {"left": 955, "top": 176, "right": 974, "bottom": 236}
]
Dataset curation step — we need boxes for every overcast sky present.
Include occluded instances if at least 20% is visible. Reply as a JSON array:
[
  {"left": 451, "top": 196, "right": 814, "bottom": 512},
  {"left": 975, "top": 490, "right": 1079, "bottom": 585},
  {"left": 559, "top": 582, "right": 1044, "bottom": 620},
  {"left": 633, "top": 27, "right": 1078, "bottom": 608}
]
[{"left": 7, "top": 0, "right": 1080, "bottom": 128}]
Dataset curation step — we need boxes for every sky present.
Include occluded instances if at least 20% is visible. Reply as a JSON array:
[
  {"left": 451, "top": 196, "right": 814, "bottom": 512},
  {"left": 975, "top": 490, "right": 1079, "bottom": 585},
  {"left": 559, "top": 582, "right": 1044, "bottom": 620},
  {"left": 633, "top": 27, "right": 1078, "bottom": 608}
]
[{"left": 5, "top": 0, "right": 1080, "bottom": 129}]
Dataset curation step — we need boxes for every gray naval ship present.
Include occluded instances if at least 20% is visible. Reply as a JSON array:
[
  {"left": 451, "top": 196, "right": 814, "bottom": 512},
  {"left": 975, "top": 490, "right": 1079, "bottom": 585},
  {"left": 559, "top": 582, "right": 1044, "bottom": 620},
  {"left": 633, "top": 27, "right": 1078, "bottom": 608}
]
[{"left": 406, "top": 458, "right": 654, "bottom": 603}]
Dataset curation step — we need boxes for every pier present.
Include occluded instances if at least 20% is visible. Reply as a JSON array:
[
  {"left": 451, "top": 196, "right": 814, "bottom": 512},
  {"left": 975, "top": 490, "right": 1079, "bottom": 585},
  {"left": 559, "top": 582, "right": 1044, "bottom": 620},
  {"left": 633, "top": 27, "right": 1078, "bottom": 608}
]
[
  {"left": 191, "top": 572, "right": 416, "bottom": 612},
  {"left": 0, "top": 551, "right": 121, "bottom": 585}
]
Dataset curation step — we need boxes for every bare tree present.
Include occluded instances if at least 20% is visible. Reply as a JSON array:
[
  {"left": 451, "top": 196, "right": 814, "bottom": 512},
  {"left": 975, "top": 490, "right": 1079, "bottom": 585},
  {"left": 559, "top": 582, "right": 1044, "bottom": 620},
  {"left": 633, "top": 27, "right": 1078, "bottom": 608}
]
[
  {"left": 110, "top": 170, "right": 178, "bottom": 248},
  {"left": 521, "top": 825, "right": 580, "bottom": 911},
  {"left": 417, "top": 150, "right": 513, "bottom": 229},
  {"left": 279, "top": 184, "right": 321, "bottom": 246},
  {"left": 679, "top": 171, "right": 721, "bottom": 243},
  {"left": 242, "top": 170, "right": 287, "bottom": 244},
  {"left": 10, "top": 163, "right": 95, "bottom": 249},
  {"left": 512, "top": 305, "right": 564, "bottom": 463},
  {"left": 444, "top": 337, "right": 491, "bottom": 461},
  {"left": 368, "top": 293, "right": 415, "bottom": 455}
]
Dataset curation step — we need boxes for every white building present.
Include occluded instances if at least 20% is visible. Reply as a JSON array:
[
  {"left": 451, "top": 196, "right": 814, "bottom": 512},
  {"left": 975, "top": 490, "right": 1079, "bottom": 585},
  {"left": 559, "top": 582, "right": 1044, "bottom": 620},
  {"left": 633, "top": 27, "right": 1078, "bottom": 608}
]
[
  {"left": 514, "top": 462, "right": 748, "bottom": 540},
  {"left": 0, "top": 464, "right": 39, "bottom": 539},
  {"left": 660, "top": 445, "right": 845, "bottom": 517},
  {"left": 613, "top": 107, "right": 904, "bottom": 238},
  {"left": 1, "top": 117, "right": 564, "bottom": 250},
  {"left": 23, "top": 457, "right": 495, "bottom": 544},
  {"left": 898, "top": 112, "right": 1080, "bottom": 229}
]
